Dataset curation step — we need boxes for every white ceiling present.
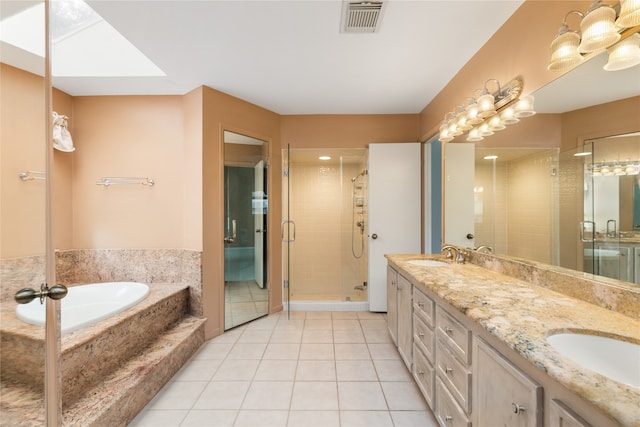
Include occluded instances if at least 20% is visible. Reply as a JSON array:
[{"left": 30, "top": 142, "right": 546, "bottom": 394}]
[{"left": 48, "top": 0, "right": 524, "bottom": 115}]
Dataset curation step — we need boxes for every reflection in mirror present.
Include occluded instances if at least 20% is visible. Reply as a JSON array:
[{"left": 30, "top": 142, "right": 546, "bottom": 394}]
[
  {"left": 445, "top": 49, "right": 640, "bottom": 290},
  {"left": 1, "top": 0, "right": 48, "bottom": 424},
  {"left": 581, "top": 132, "right": 640, "bottom": 283},
  {"left": 224, "top": 131, "right": 269, "bottom": 330}
]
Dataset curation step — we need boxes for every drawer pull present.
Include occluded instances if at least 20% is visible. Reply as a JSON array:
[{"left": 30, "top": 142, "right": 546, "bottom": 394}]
[
  {"left": 444, "top": 326, "right": 454, "bottom": 335},
  {"left": 444, "top": 366, "right": 453, "bottom": 374},
  {"left": 418, "top": 332, "right": 425, "bottom": 338},
  {"left": 418, "top": 302, "right": 424, "bottom": 308},
  {"left": 445, "top": 415, "right": 453, "bottom": 422},
  {"left": 512, "top": 403, "right": 526, "bottom": 414},
  {"left": 418, "top": 370, "right": 425, "bottom": 375}
]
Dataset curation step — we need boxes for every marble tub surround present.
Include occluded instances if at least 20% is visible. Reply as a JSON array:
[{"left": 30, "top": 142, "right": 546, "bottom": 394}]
[
  {"left": 0, "top": 255, "right": 45, "bottom": 303},
  {"left": 464, "top": 250, "right": 640, "bottom": 318},
  {"left": 387, "top": 254, "right": 640, "bottom": 426},
  {"left": 55, "top": 248, "right": 203, "bottom": 316},
  {"left": 0, "top": 283, "right": 205, "bottom": 426}
]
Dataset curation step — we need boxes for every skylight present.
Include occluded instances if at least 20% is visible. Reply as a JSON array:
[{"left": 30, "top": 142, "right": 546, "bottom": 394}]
[{"left": 0, "top": 1, "right": 165, "bottom": 78}]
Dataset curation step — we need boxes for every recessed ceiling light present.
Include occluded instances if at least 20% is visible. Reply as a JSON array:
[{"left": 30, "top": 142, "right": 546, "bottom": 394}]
[
  {"left": 483, "top": 155, "right": 498, "bottom": 160},
  {"left": 319, "top": 156, "right": 331, "bottom": 160}
]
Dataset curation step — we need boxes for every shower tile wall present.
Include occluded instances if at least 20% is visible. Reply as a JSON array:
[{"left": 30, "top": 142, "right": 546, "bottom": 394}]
[
  {"left": 507, "top": 152, "right": 556, "bottom": 264},
  {"left": 290, "top": 162, "right": 343, "bottom": 300},
  {"left": 474, "top": 151, "right": 556, "bottom": 263},
  {"left": 289, "top": 158, "right": 367, "bottom": 302}
]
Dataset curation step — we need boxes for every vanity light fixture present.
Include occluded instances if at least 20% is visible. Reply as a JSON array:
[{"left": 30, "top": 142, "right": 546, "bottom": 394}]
[
  {"left": 617, "top": 0, "right": 640, "bottom": 27},
  {"left": 319, "top": 156, "right": 331, "bottom": 160},
  {"left": 549, "top": 1, "right": 640, "bottom": 71},
  {"left": 604, "top": 32, "right": 640, "bottom": 69},
  {"left": 548, "top": 10, "right": 585, "bottom": 71},
  {"left": 438, "top": 78, "right": 531, "bottom": 144},
  {"left": 483, "top": 155, "right": 499, "bottom": 160},
  {"left": 588, "top": 160, "right": 640, "bottom": 175},
  {"left": 579, "top": 0, "right": 621, "bottom": 53}
]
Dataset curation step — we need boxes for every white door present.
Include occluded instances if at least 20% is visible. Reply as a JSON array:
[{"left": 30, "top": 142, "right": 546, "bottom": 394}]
[
  {"left": 444, "top": 143, "right": 475, "bottom": 247},
  {"left": 254, "top": 160, "right": 265, "bottom": 288},
  {"left": 368, "top": 143, "right": 421, "bottom": 312}
]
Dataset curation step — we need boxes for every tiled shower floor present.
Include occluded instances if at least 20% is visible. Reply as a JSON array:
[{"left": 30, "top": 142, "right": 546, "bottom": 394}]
[{"left": 129, "top": 311, "right": 439, "bottom": 427}]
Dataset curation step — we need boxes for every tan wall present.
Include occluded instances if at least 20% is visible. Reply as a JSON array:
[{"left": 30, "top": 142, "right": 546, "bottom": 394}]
[
  {"left": 52, "top": 88, "right": 74, "bottom": 251},
  {"left": 70, "top": 95, "right": 185, "bottom": 249},
  {"left": 201, "top": 86, "right": 282, "bottom": 339},
  {"left": 281, "top": 114, "right": 420, "bottom": 148},
  {"left": 419, "top": 0, "right": 591, "bottom": 141},
  {"left": 1, "top": 64, "right": 47, "bottom": 259}
]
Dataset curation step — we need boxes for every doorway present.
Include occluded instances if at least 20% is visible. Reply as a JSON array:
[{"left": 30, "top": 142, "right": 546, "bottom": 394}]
[{"left": 224, "top": 131, "right": 269, "bottom": 330}]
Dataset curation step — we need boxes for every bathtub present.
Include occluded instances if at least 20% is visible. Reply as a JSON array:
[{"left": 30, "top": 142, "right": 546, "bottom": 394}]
[{"left": 15, "top": 282, "right": 150, "bottom": 333}]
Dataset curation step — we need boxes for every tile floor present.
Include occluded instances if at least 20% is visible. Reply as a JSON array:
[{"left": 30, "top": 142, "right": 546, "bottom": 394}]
[
  {"left": 225, "top": 281, "right": 268, "bottom": 330},
  {"left": 129, "top": 311, "right": 439, "bottom": 427}
]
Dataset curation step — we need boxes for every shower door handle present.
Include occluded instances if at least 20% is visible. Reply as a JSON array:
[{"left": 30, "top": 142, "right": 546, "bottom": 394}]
[
  {"left": 281, "top": 220, "right": 296, "bottom": 242},
  {"left": 15, "top": 283, "right": 68, "bottom": 304}
]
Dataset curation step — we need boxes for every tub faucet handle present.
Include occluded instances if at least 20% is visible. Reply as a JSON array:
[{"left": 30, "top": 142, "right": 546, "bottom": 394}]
[{"left": 15, "top": 283, "right": 68, "bottom": 305}]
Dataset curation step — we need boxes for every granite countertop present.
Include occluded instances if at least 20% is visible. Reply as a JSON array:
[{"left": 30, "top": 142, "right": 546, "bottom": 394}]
[{"left": 386, "top": 254, "right": 640, "bottom": 427}]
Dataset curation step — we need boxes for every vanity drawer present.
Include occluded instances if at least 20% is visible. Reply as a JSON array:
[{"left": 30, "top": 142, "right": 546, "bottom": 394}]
[
  {"left": 437, "top": 339, "right": 472, "bottom": 414},
  {"left": 437, "top": 307, "right": 472, "bottom": 364},
  {"left": 413, "top": 342, "right": 435, "bottom": 410},
  {"left": 413, "top": 287, "right": 434, "bottom": 327},
  {"left": 413, "top": 313, "right": 435, "bottom": 363},
  {"left": 435, "top": 377, "right": 471, "bottom": 427}
]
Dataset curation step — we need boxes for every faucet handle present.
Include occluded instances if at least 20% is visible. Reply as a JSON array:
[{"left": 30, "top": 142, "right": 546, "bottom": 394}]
[{"left": 456, "top": 249, "right": 468, "bottom": 264}]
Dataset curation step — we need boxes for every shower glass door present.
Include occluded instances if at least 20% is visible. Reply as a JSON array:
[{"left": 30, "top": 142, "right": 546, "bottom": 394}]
[
  {"left": 1, "top": 0, "right": 62, "bottom": 423},
  {"left": 223, "top": 131, "right": 269, "bottom": 330},
  {"left": 281, "top": 145, "right": 292, "bottom": 316}
]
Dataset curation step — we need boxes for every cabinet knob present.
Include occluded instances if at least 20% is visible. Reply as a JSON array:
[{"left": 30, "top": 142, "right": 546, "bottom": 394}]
[
  {"left": 444, "top": 366, "right": 453, "bottom": 374},
  {"left": 444, "top": 326, "right": 454, "bottom": 335},
  {"left": 418, "top": 370, "right": 425, "bottom": 375},
  {"left": 418, "top": 332, "right": 425, "bottom": 338},
  {"left": 445, "top": 415, "right": 453, "bottom": 422},
  {"left": 512, "top": 403, "right": 526, "bottom": 414},
  {"left": 418, "top": 302, "right": 424, "bottom": 308}
]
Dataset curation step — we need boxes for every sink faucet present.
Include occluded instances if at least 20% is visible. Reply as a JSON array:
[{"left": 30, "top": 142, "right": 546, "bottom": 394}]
[
  {"left": 474, "top": 245, "right": 493, "bottom": 254},
  {"left": 606, "top": 219, "right": 617, "bottom": 238},
  {"left": 441, "top": 245, "right": 467, "bottom": 264}
]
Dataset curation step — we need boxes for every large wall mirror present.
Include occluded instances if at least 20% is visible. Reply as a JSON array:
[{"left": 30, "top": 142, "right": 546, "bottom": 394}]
[
  {"left": 444, "top": 49, "right": 640, "bottom": 289},
  {"left": 223, "top": 130, "right": 269, "bottom": 330}
]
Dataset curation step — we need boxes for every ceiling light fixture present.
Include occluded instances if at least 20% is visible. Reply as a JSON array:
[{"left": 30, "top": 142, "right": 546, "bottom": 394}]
[
  {"left": 319, "top": 156, "right": 331, "bottom": 160},
  {"left": 549, "top": 1, "right": 640, "bottom": 72},
  {"left": 438, "top": 78, "right": 534, "bottom": 144}
]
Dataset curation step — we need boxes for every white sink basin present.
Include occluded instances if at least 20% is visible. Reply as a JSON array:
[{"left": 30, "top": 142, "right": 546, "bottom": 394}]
[
  {"left": 407, "top": 259, "right": 449, "bottom": 267},
  {"left": 547, "top": 333, "right": 640, "bottom": 388}
]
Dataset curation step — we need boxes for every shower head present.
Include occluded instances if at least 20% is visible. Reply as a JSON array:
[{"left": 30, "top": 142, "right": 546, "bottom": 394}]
[{"left": 351, "top": 169, "right": 368, "bottom": 183}]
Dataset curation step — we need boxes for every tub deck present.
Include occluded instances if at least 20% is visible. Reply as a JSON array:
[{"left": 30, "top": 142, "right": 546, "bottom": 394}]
[{"left": 0, "top": 283, "right": 205, "bottom": 426}]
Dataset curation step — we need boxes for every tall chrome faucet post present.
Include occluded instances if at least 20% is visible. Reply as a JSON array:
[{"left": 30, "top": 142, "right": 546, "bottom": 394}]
[{"left": 474, "top": 245, "right": 493, "bottom": 254}]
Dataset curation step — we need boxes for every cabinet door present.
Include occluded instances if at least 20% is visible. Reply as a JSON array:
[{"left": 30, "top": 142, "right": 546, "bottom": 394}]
[
  {"left": 474, "top": 338, "right": 542, "bottom": 427},
  {"left": 549, "top": 399, "right": 592, "bottom": 427},
  {"left": 397, "top": 273, "right": 413, "bottom": 369},
  {"left": 387, "top": 266, "right": 398, "bottom": 345},
  {"left": 635, "top": 247, "right": 640, "bottom": 285}
]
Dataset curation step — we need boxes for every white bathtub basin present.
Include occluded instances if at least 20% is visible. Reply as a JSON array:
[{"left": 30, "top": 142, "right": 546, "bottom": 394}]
[
  {"left": 407, "top": 259, "right": 449, "bottom": 267},
  {"left": 16, "top": 282, "right": 150, "bottom": 333},
  {"left": 547, "top": 332, "right": 640, "bottom": 388}
]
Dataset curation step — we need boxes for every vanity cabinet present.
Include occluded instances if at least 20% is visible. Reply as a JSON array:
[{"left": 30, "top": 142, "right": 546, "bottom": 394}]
[
  {"left": 413, "top": 287, "right": 436, "bottom": 409},
  {"left": 387, "top": 267, "right": 398, "bottom": 345},
  {"left": 397, "top": 273, "right": 413, "bottom": 369},
  {"left": 474, "top": 338, "right": 542, "bottom": 427},
  {"left": 549, "top": 399, "right": 592, "bottom": 427},
  {"left": 387, "top": 260, "right": 622, "bottom": 427},
  {"left": 386, "top": 266, "right": 412, "bottom": 369}
]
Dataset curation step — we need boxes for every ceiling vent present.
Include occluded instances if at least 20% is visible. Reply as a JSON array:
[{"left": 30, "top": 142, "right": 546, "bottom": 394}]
[{"left": 341, "top": 1, "right": 385, "bottom": 33}]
